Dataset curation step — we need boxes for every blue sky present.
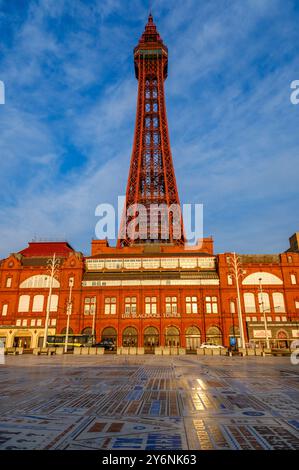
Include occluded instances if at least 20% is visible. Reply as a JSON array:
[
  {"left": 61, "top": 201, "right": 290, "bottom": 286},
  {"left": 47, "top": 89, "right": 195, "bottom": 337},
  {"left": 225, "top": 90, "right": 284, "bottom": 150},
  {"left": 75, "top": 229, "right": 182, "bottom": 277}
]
[{"left": 0, "top": 0, "right": 298, "bottom": 257}]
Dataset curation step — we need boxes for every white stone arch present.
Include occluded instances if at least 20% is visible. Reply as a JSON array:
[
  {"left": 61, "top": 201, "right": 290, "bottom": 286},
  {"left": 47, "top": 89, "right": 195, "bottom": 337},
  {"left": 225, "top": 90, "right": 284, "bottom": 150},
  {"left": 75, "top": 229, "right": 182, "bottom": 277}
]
[
  {"left": 242, "top": 272, "right": 282, "bottom": 285},
  {"left": 20, "top": 275, "right": 60, "bottom": 289}
]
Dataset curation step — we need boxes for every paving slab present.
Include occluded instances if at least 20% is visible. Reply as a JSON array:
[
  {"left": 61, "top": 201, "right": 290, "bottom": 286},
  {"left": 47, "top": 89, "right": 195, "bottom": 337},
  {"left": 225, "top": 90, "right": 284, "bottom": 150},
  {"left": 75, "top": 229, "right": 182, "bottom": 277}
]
[{"left": 0, "top": 355, "right": 298, "bottom": 450}]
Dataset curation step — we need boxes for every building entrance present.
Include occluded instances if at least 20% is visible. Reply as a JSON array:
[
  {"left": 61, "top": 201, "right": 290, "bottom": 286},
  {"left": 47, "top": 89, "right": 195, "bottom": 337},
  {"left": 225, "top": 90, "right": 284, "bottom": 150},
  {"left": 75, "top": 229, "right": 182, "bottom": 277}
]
[
  {"left": 14, "top": 336, "right": 31, "bottom": 349},
  {"left": 144, "top": 326, "right": 159, "bottom": 353}
]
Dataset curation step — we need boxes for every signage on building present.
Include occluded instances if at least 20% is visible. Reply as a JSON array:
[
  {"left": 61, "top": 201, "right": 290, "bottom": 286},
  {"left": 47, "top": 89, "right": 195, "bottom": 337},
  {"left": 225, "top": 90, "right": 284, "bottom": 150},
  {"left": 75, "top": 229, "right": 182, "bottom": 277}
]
[{"left": 253, "top": 330, "right": 273, "bottom": 338}]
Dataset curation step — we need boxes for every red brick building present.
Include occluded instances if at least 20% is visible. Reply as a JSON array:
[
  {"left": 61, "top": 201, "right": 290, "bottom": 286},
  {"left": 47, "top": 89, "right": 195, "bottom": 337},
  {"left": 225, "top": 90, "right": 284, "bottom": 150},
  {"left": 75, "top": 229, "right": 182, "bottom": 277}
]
[
  {"left": 0, "top": 16, "right": 298, "bottom": 352},
  {"left": 0, "top": 234, "right": 298, "bottom": 351}
]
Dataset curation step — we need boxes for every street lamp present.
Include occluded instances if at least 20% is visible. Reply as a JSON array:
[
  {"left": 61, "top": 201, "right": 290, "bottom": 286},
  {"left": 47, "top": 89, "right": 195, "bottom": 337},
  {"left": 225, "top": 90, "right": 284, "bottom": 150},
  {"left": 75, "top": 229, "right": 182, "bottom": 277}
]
[
  {"left": 227, "top": 252, "right": 246, "bottom": 349},
  {"left": 258, "top": 278, "right": 270, "bottom": 350},
  {"left": 91, "top": 297, "right": 96, "bottom": 345},
  {"left": 64, "top": 277, "right": 74, "bottom": 353},
  {"left": 43, "top": 253, "right": 60, "bottom": 348}
]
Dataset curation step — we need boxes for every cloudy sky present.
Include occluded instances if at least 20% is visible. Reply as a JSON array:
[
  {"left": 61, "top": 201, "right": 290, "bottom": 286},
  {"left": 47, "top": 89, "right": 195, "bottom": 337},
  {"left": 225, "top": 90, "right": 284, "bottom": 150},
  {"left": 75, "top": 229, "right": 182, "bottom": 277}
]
[{"left": 0, "top": 0, "right": 298, "bottom": 257}]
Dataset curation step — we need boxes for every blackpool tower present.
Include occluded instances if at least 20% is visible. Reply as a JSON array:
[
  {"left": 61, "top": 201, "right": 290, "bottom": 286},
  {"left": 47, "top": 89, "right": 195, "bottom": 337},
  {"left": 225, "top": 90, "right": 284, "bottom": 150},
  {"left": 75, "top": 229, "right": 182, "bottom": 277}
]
[{"left": 118, "top": 14, "right": 185, "bottom": 247}]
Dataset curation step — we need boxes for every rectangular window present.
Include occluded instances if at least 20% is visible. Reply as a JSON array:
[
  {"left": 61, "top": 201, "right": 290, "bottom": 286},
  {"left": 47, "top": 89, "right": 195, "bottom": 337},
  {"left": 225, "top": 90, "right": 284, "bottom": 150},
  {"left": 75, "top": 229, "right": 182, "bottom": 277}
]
[
  {"left": 47, "top": 294, "right": 59, "bottom": 312},
  {"left": 252, "top": 317, "right": 257, "bottom": 322},
  {"left": 84, "top": 297, "right": 96, "bottom": 315},
  {"left": 186, "top": 296, "right": 198, "bottom": 314},
  {"left": 227, "top": 275, "right": 233, "bottom": 285},
  {"left": 296, "top": 301, "right": 299, "bottom": 309},
  {"left": 244, "top": 293, "right": 256, "bottom": 313},
  {"left": 32, "top": 295, "right": 44, "bottom": 312},
  {"left": 145, "top": 296, "right": 157, "bottom": 315},
  {"left": 104, "top": 297, "right": 116, "bottom": 314},
  {"left": 258, "top": 292, "right": 270, "bottom": 312},
  {"left": 281, "top": 316, "right": 287, "bottom": 322},
  {"left": 2, "top": 304, "right": 8, "bottom": 316},
  {"left": 230, "top": 301, "right": 236, "bottom": 314},
  {"left": 30, "top": 319, "right": 36, "bottom": 326},
  {"left": 18, "top": 295, "right": 30, "bottom": 313},
  {"left": 275, "top": 316, "right": 281, "bottom": 322},
  {"left": 291, "top": 274, "right": 297, "bottom": 285},
  {"left": 22, "top": 319, "right": 27, "bottom": 326},
  {"left": 6, "top": 277, "right": 12, "bottom": 288},
  {"left": 205, "top": 296, "right": 218, "bottom": 314},
  {"left": 124, "top": 297, "right": 137, "bottom": 316},
  {"left": 37, "top": 319, "right": 42, "bottom": 326},
  {"left": 51, "top": 319, "right": 57, "bottom": 326},
  {"left": 16, "top": 319, "right": 21, "bottom": 326},
  {"left": 267, "top": 316, "right": 272, "bottom": 322},
  {"left": 165, "top": 296, "right": 177, "bottom": 316}
]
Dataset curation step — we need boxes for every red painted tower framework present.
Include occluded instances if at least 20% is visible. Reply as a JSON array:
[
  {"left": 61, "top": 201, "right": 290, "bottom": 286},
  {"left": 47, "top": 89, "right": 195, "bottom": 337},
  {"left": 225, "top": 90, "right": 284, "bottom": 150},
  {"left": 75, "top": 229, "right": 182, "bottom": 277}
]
[{"left": 118, "top": 14, "right": 185, "bottom": 247}]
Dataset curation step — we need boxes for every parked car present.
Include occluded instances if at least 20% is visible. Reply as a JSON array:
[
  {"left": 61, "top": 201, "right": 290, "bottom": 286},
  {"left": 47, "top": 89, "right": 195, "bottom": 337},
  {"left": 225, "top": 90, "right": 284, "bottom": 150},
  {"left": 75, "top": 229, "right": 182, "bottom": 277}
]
[
  {"left": 92, "top": 339, "right": 116, "bottom": 351},
  {"left": 199, "top": 342, "right": 225, "bottom": 349}
]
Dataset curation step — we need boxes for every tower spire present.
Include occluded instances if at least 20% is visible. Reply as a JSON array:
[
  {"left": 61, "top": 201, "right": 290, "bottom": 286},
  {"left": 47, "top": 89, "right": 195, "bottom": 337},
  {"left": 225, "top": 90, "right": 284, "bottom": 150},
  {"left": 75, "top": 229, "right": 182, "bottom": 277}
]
[{"left": 118, "top": 16, "right": 184, "bottom": 247}]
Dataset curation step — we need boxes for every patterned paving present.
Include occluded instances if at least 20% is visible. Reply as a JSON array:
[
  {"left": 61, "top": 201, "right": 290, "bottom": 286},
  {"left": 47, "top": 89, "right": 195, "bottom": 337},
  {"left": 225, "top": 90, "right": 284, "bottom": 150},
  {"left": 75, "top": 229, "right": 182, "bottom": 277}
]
[{"left": 0, "top": 355, "right": 298, "bottom": 449}]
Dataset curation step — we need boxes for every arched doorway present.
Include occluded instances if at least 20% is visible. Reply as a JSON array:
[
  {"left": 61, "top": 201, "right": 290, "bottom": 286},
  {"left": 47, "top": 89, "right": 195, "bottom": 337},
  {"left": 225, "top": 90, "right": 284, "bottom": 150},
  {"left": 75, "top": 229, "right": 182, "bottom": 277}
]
[
  {"left": 229, "top": 325, "right": 240, "bottom": 349},
  {"left": 122, "top": 327, "right": 138, "bottom": 347},
  {"left": 165, "top": 326, "right": 180, "bottom": 347},
  {"left": 206, "top": 326, "right": 222, "bottom": 346},
  {"left": 101, "top": 327, "right": 117, "bottom": 352},
  {"left": 144, "top": 326, "right": 159, "bottom": 353},
  {"left": 276, "top": 330, "right": 288, "bottom": 349},
  {"left": 185, "top": 326, "right": 201, "bottom": 352}
]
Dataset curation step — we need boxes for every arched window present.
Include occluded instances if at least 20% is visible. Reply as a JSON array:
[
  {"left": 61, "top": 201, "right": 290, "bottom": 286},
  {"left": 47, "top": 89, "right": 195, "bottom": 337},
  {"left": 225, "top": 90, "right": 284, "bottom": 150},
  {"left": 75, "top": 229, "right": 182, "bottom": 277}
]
[
  {"left": 20, "top": 275, "right": 60, "bottom": 289},
  {"left": 61, "top": 327, "right": 73, "bottom": 334},
  {"left": 230, "top": 300, "right": 236, "bottom": 313},
  {"left": 32, "top": 295, "right": 44, "bottom": 312},
  {"left": 81, "top": 327, "right": 92, "bottom": 335},
  {"left": 165, "top": 326, "right": 180, "bottom": 346},
  {"left": 122, "top": 327, "right": 138, "bottom": 347},
  {"left": 242, "top": 272, "right": 282, "bottom": 285},
  {"left": 206, "top": 326, "right": 222, "bottom": 345},
  {"left": 185, "top": 326, "right": 201, "bottom": 350},
  {"left": 18, "top": 295, "right": 30, "bottom": 312},
  {"left": 244, "top": 293, "right": 256, "bottom": 313},
  {"left": 272, "top": 292, "right": 285, "bottom": 313}
]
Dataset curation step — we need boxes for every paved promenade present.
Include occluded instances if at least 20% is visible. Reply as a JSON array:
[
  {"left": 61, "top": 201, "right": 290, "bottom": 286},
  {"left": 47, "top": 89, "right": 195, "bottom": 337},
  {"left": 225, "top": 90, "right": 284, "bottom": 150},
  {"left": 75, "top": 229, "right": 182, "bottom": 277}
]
[{"left": 0, "top": 355, "right": 298, "bottom": 450}]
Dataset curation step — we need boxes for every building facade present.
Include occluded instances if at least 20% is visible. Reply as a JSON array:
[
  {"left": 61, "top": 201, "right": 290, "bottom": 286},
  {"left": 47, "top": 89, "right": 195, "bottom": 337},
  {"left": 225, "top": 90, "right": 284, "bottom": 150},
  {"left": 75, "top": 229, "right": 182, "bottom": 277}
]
[
  {"left": 0, "top": 235, "right": 298, "bottom": 351},
  {"left": 0, "top": 16, "right": 298, "bottom": 352}
]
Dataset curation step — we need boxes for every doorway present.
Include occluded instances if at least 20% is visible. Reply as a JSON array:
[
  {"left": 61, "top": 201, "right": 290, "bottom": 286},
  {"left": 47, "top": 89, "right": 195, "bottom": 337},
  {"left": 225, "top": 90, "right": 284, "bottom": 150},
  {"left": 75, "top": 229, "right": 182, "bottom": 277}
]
[{"left": 144, "top": 326, "right": 159, "bottom": 353}]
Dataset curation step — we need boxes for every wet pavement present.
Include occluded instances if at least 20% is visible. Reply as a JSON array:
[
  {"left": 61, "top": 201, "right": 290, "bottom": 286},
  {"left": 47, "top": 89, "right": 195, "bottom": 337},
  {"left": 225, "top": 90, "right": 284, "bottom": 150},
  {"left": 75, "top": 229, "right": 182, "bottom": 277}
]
[{"left": 0, "top": 355, "right": 298, "bottom": 450}]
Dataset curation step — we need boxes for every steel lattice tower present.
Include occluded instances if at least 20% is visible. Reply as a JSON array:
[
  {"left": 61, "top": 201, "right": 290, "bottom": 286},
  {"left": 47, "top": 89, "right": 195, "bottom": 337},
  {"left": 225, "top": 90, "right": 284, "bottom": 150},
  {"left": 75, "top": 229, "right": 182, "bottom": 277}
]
[{"left": 118, "top": 14, "right": 185, "bottom": 247}]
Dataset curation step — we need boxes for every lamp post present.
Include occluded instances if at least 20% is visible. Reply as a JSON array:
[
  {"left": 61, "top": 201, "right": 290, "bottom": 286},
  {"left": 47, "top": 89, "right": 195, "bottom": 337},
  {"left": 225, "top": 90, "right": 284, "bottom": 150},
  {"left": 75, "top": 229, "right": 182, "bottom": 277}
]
[
  {"left": 91, "top": 297, "right": 96, "bottom": 345},
  {"left": 64, "top": 277, "right": 74, "bottom": 353},
  {"left": 228, "top": 252, "right": 246, "bottom": 349},
  {"left": 258, "top": 278, "right": 270, "bottom": 349},
  {"left": 43, "top": 253, "right": 60, "bottom": 348}
]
